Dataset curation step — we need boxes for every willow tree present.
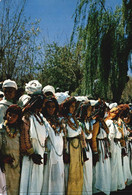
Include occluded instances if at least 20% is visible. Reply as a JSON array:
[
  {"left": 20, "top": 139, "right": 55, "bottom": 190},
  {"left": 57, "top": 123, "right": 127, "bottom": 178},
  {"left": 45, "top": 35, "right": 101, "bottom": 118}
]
[{"left": 71, "top": 0, "right": 131, "bottom": 102}]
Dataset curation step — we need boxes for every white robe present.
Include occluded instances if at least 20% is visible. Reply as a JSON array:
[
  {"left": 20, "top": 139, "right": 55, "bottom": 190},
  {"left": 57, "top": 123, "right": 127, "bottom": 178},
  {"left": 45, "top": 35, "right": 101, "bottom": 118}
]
[
  {"left": 0, "top": 99, "right": 13, "bottom": 195},
  {"left": 93, "top": 124, "right": 111, "bottom": 195},
  {"left": 106, "top": 119, "right": 125, "bottom": 191},
  {"left": 41, "top": 125, "right": 64, "bottom": 195},
  {"left": 0, "top": 165, "right": 7, "bottom": 195},
  {"left": 122, "top": 122, "right": 132, "bottom": 186},
  {"left": 128, "top": 138, "right": 132, "bottom": 174},
  {"left": 20, "top": 115, "right": 49, "bottom": 195},
  {"left": 82, "top": 121, "right": 93, "bottom": 195}
]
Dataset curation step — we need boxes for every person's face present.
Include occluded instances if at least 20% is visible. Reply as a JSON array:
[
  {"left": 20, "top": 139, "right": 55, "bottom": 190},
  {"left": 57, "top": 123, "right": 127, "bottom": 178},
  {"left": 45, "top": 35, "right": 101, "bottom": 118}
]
[
  {"left": 46, "top": 101, "right": 56, "bottom": 116},
  {"left": 109, "top": 110, "right": 118, "bottom": 120},
  {"left": 87, "top": 106, "right": 92, "bottom": 118},
  {"left": 69, "top": 102, "right": 76, "bottom": 115},
  {"left": 3, "top": 87, "right": 16, "bottom": 101},
  {"left": 123, "top": 113, "right": 131, "bottom": 124},
  {"left": 6, "top": 112, "right": 18, "bottom": 124}
]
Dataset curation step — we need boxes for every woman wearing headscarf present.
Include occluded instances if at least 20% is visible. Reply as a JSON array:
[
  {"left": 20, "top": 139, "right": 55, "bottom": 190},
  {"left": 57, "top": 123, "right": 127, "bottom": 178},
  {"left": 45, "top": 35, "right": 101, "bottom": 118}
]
[
  {"left": 91, "top": 100, "right": 111, "bottom": 195},
  {"left": 19, "top": 94, "right": 51, "bottom": 195},
  {"left": 0, "top": 79, "right": 18, "bottom": 195},
  {"left": 60, "top": 97, "right": 85, "bottom": 195},
  {"left": 123, "top": 109, "right": 132, "bottom": 174},
  {"left": 77, "top": 101, "right": 93, "bottom": 195},
  {"left": 0, "top": 105, "right": 22, "bottom": 195},
  {"left": 105, "top": 107, "right": 126, "bottom": 192},
  {"left": 118, "top": 104, "right": 132, "bottom": 186},
  {"left": 41, "top": 97, "right": 65, "bottom": 195}
]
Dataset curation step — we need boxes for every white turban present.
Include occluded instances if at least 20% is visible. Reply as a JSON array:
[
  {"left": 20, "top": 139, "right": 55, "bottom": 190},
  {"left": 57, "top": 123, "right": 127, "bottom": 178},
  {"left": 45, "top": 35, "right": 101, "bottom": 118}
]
[
  {"left": 25, "top": 80, "right": 42, "bottom": 95},
  {"left": 89, "top": 99, "right": 99, "bottom": 106},
  {"left": 42, "top": 85, "right": 55, "bottom": 95},
  {"left": 75, "top": 96, "right": 88, "bottom": 102},
  {"left": 2, "top": 79, "right": 18, "bottom": 90},
  {"left": 55, "top": 91, "right": 70, "bottom": 104},
  {"left": 109, "top": 102, "right": 118, "bottom": 110},
  {"left": 18, "top": 94, "right": 31, "bottom": 107}
]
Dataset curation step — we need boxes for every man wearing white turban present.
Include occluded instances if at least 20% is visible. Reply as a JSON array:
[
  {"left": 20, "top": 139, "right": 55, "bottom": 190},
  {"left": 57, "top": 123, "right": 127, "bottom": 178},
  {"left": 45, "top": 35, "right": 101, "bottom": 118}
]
[{"left": 18, "top": 80, "right": 42, "bottom": 107}]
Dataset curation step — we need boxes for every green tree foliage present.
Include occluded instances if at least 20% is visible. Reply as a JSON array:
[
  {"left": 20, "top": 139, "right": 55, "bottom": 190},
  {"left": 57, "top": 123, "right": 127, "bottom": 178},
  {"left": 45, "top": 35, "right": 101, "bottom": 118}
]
[
  {"left": 0, "top": 0, "right": 41, "bottom": 86},
  {"left": 122, "top": 0, "right": 132, "bottom": 46},
  {"left": 71, "top": 0, "right": 131, "bottom": 102},
  {"left": 39, "top": 42, "right": 83, "bottom": 94}
]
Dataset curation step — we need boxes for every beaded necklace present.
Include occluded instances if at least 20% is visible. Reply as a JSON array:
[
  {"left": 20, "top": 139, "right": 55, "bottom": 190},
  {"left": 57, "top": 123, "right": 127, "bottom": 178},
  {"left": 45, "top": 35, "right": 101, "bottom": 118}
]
[
  {"left": 4, "top": 120, "right": 18, "bottom": 138},
  {"left": 67, "top": 115, "right": 79, "bottom": 130},
  {"left": 20, "top": 119, "right": 32, "bottom": 152},
  {"left": 34, "top": 113, "right": 44, "bottom": 125},
  {"left": 114, "top": 119, "right": 124, "bottom": 138},
  {"left": 84, "top": 121, "right": 92, "bottom": 135},
  {"left": 47, "top": 117, "right": 62, "bottom": 135},
  {"left": 46, "top": 116, "right": 63, "bottom": 156},
  {"left": 33, "top": 117, "right": 45, "bottom": 148}
]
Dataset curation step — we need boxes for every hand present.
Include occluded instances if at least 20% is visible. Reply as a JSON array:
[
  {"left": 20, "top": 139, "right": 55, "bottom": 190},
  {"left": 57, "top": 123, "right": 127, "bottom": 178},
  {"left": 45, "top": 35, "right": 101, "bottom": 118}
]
[
  {"left": 0, "top": 152, "right": 5, "bottom": 172},
  {"left": 83, "top": 148, "right": 89, "bottom": 162},
  {"left": 0, "top": 160, "right": 5, "bottom": 172},
  {"left": 109, "top": 152, "right": 111, "bottom": 158},
  {"left": 3, "top": 155, "right": 14, "bottom": 165},
  {"left": 30, "top": 153, "right": 43, "bottom": 165},
  {"left": 122, "top": 148, "right": 127, "bottom": 157},
  {"left": 93, "top": 152, "right": 99, "bottom": 166}
]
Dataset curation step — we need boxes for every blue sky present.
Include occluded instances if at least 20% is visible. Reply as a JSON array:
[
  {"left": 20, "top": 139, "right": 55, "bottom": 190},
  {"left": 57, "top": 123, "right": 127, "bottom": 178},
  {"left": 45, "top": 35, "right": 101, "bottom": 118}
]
[{"left": 24, "top": 0, "right": 122, "bottom": 45}]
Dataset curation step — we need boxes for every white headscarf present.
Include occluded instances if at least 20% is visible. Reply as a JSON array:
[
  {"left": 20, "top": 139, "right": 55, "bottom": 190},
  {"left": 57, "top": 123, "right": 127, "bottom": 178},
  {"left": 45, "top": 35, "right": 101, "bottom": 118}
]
[
  {"left": 109, "top": 102, "right": 118, "bottom": 110},
  {"left": 42, "top": 85, "right": 55, "bottom": 95},
  {"left": 55, "top": 91, "right": 70, "bottom": 104},
  {"left": 18, "top": 94, "right": 31, "bottom": 107},
  {"left": 25, "top": 80, "right": 42, "bottom": 95},
  {"left": 2, "top": 79, "right": 18, "bottom": 89}
]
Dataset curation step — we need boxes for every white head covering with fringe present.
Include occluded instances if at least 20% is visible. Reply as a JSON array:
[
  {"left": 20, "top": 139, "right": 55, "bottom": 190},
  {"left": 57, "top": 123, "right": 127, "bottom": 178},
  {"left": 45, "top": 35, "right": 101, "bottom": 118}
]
[
  {"left": 25, "top": 80, "right": 42, "bottom": 95},
  {"left": 42, "top": 85, "right": 55, "bottom": 95}
]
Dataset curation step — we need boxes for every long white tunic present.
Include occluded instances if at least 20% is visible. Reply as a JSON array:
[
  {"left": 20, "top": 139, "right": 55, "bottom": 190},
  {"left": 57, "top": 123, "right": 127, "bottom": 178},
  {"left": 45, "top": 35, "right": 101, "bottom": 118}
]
[
  {"left": 122, "top": 122, "right": 132, "bottom": 186},
  {"left": 93, "top": 122, "right": 111, "bottom": 195},
  {"left": 20, "top": 115, "right": 49, "bottom": 195},
  {"left": 82, "top": 121, "right": 93, "bottom": 195},
  {"left": 106, "top": 119, "right": 125, "bottom": 191},
  {"left": 128, "top": 137, "right": 132, "bottom": 174},
  {"left": 41, "top": 124, "right": 64, "bottom": 195},
  {"left": 0, "top": 99, "right": 13, "bottom": 195},
  {"left": 0, "top": 169, "right": 6, "bottom": 195}
]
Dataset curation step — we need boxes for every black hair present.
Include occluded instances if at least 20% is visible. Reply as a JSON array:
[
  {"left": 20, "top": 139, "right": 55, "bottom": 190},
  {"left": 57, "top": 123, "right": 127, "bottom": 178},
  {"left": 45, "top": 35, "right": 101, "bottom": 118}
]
[
  {"left": 42, "top": 97, "right": 59, "bottom": 118},
  {"left": 60, "top": 96, "right": 76, "bottom": 116},
  {"left": 76, "top": 101, "right": 91, "bottom": 121},
  {"left": 4, "top": 104, "right": 22, "bottom": 125},
  {"left": 22, "top": 94, "right": 45, "bottom": 114}
]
